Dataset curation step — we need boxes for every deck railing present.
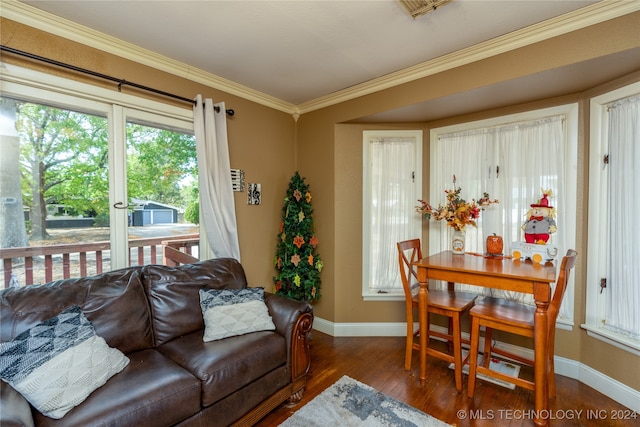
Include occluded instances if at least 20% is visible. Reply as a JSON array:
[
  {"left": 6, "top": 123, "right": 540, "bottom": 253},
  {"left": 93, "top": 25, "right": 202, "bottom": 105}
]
[
  {"left": 0, "top": 234, "right": 199, "bottom": 288},
  {"left": 162, "top": 238, "right": 199, "bottom": 266}
]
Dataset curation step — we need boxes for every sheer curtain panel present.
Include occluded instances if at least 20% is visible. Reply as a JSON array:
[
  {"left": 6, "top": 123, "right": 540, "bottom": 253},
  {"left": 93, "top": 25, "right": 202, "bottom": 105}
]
[
  {"left": 605, "top": 95, "right": 640, "bottom": 340},
  {"left": 432, "top": 114, "right": 577, "bottom": 320},
  {"left": 366, "top": 136, "right": 419, "bottom": 293},
  {"left": 193, "top": 95, "right": 240, "bottom": 261}
]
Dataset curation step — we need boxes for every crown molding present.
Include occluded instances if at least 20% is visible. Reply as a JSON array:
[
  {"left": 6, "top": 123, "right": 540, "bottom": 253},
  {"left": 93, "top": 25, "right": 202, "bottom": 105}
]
[
  {"left": 296, "top": 1, "right": 640, "bottom": 114},
  {"left": 0, "top": 0, "right": 297, "bottom": 115},
  {"left": 2, "top": 1, "right": 638, "bottom": 117}
]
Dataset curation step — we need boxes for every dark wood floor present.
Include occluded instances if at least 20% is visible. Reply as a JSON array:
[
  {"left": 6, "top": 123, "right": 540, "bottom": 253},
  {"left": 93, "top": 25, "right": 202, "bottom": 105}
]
[{"left": 256, "top": 331, "right": 636, "bottom": 426}]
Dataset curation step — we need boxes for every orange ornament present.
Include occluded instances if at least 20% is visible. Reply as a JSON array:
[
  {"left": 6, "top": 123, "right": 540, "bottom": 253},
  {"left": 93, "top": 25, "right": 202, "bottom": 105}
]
[{"left": 486, "top": 233, "right": 504, "bottom": 256}]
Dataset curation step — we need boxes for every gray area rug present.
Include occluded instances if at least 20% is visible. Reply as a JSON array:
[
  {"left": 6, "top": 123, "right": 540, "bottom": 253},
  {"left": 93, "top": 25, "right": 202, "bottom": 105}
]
[{"left": 280, "top": 375, "right": 451, "bottom": 427}]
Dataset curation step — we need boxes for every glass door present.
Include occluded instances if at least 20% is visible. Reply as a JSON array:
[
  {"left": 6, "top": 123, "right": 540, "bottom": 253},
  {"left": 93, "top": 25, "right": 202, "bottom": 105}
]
[
  {"left": 0, "top": 95, "right": 197, "bottom": 287},
  {"left": 1, "top": 96, "right": 111, "bottom": 286},
  {"left": 1, "top": 66, "right": 199, "bottom": 288},
  {"left": 123, "top": 109, "right": 197, "bottom": 267}
]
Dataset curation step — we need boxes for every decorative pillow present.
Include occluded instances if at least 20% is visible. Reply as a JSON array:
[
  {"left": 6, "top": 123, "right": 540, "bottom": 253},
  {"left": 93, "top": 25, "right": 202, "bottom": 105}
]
[
  {"left": 200, "top": 287, "right": 276, "bottom": 342},
  {"left": 0, "top": 306, "right": 129, "bottom": 419}
]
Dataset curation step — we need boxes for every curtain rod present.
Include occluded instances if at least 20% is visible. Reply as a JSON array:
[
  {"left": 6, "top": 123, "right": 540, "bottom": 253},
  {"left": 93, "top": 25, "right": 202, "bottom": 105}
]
[{"left": 0, "top": 45, "right": 235, "bottom": 116}]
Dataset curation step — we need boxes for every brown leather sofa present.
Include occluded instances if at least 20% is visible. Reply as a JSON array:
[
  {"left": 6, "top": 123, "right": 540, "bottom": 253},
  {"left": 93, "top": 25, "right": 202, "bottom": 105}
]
[{"left": 0, "top": 258, "right": 313, "bottom": 427}]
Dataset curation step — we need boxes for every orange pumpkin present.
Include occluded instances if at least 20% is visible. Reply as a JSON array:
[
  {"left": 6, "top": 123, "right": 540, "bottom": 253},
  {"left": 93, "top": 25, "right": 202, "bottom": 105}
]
[{"left": 486, "top": 233, "right": 504, "bottom": 255}]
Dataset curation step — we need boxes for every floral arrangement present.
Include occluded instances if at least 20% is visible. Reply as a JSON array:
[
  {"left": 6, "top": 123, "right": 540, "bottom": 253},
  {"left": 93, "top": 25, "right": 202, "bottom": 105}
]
[
  {"left": 416, "top": 175, "right": 499, "bottom": 231},
  {"left": 273, "top": 172, "right": 323, "bottom": 302}
]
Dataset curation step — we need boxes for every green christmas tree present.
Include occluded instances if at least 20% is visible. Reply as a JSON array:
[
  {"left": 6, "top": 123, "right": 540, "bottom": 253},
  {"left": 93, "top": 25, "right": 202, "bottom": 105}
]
[{"left": 273, "top": 172, "right": 323, "bottom": 301}]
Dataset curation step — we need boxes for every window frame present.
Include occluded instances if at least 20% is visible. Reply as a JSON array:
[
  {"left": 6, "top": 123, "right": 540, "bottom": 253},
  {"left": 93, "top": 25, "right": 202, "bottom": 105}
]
[
  {"left": 583, "top": 81, "right": 640, "bottom": 355},
  {"left": 1, "top": 62, "right": 194, "bottom": 271},
  {"left": 429, "top": 104, "right": 578, "bottom": 327},
  {"left": 362, "top": 130, "right": 423, "bottom": 301}
]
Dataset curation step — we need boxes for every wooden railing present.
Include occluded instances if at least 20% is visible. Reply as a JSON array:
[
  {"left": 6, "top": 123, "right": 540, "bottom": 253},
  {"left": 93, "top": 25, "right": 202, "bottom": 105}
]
[
  {"left": 162, "top": 238, "right": 199, "bottom": 266},
  {"left": 0, "top": 234, "right": 199, "bottom": 288}
]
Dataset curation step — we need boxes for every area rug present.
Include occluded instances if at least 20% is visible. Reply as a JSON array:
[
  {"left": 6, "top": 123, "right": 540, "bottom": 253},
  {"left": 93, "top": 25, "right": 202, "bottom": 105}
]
[
  {"left": 279, "top": 375, "right": 451, "bottom": 427},
  {"left": 448, "top": 349, "right": 521, "bottom": 390}
]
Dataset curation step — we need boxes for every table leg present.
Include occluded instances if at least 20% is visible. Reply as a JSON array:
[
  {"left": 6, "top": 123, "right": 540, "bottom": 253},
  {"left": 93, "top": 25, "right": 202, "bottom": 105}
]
[
  {"left": 533, "top": 284, "right": 551, "bottom": 427},
  {"left": 417, "top": 267, "right": 429, "bottom": 381}
]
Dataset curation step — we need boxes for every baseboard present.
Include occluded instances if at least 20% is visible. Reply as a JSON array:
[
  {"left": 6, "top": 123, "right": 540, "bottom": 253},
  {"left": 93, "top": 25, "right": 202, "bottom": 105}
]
[
  {"left": 567, "top": 357, "right": 640, "bottom": 412},
  {"left": 312, "top": 317, "right": 640, "bottom": 412},
  {"left": 312, "top": 317, "right": 406, "bottom": 337}
]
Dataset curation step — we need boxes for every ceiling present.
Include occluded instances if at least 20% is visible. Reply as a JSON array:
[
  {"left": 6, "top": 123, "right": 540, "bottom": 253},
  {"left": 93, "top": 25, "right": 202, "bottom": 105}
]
[{"left": 7, "top": 1, "right": 640, "bottom": 121}]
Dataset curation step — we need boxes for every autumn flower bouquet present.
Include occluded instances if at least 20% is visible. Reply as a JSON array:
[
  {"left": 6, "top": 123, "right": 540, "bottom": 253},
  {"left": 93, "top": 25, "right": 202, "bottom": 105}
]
[{"left": 416, "top": 176, "right": 499, "bottom": 232}]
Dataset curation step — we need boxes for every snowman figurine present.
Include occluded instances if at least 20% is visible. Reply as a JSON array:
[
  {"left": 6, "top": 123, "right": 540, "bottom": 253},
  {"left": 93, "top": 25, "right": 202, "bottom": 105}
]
[
  {"left": 511, "top": 190, "right": 559, "bottom": 263},
  {"left": 522, "top": 190, "right": 557, "bottom": 244}
]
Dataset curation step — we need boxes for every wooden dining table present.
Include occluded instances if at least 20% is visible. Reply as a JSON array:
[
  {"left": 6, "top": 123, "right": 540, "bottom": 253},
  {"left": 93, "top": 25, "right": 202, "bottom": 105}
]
[{"left": 414, "top": 250, "right": 558, "bottom": 427}]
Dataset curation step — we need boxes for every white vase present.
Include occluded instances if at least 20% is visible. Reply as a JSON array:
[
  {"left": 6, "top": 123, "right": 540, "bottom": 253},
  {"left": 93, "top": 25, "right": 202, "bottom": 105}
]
[{"left": 451, "top": 229, "right": 465, "bottom": 254}]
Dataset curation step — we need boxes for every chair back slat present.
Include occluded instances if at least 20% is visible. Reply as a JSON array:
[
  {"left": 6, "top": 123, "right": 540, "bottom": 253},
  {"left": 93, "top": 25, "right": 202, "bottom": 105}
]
[
  {"left": 397, "top": 239, "right": 422, "bottom": 298},
  {"left": 548, "top": 249, "right": 578, "bottom": 328}
]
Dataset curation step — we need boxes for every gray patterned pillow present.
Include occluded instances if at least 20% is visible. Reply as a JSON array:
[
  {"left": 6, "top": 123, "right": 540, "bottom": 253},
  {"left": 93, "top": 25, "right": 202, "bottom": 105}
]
[
  {"left": 199, "top": 287, "right": 276, "bottom": 342},
  {"left": 0, "top": 306, "right": 129, "bottom": 419}
]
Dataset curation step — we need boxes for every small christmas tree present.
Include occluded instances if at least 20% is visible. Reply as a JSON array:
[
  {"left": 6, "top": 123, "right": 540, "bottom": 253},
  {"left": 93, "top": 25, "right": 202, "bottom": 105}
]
[{"left": 273, "top": 172, "right": 323, "bottom": 301}]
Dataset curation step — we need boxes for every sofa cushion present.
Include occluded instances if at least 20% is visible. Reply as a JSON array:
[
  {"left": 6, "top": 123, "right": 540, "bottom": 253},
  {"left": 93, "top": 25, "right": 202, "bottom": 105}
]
[
  {"left": 142, "top": 259, "right": 248, "bottom": 346},
  {"left": 0, "top": 267, "right": 153, "bottom": 354},
  {"left": 32, "top": 348, "right": 201, "bottom": 427},
  {"left": 0, "top": 306, "right": 129, "bottom": 419},
  {"left": 81, "top": 269, "right": 154, "bottom": 354},
  {"left": 200, "top": 288, "right": 275, "bottom": 342},
  {"left": 158, "top": 329, "right": 287, "bottom": 407},
  {"left": 178, "top": 366, "right": 290, "bottom": 427}
]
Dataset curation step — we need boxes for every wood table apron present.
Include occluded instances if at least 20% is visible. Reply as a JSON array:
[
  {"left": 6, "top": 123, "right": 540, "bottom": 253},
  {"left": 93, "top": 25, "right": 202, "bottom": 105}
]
[{"left": 414, "top": 251, "right": 557, "bottom": 427}]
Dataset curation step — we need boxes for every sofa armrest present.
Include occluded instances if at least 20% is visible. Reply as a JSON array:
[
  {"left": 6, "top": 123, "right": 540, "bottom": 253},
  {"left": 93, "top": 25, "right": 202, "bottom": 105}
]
[
  {"left": 264, "top": 292, "right": 313, "bottom": 382},
  {"left": 1, "top": 381, "right": 35, "bottom": 427}
]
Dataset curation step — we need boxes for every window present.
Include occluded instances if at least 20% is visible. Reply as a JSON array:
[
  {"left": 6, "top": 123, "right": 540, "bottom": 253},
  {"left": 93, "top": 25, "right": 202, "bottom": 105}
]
[
  {"left": 584, "top": 82, "right": 640, "bottom": 354},
  {"left": 430, "top": 105, "right": 578, "bottom": 323},
  {"left": 362, "top": 130, "right": 422, "bottom": 299},
  {"left": 0, "top": 63, "right": 195, "bottom": 285}
]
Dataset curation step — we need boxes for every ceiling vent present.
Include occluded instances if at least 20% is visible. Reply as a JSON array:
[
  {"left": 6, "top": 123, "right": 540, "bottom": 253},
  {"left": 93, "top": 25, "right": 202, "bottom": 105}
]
[{"left": 399, "top": 0, "right": 452, "bottom": 19}]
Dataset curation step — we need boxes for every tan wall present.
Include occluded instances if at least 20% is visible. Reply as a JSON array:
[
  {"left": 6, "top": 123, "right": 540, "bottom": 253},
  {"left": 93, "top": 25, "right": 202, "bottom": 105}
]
[
  {"left": 1, "top": 17, "right": 297, "bottom": 289},
  {"left": 296, "top": 13, "right": 640, "bottom": 390}
]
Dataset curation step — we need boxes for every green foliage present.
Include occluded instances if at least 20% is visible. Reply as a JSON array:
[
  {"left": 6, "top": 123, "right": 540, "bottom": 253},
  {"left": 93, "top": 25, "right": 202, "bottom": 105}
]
[
  {"left": 12, "top": 100, "right": 199, "bottom": 238},
  {"left": 93, "top": 212, "right": 110, "bottom": 227},
  {"left": 184, "top": 200, "right": 199, "bottom": 225},
  {"left": 273, "top": 172, "right": 323, "bottom": 302},
  {"left": 125, "top": 123, "right": 197, "bottom": 206},
  {"left": 16, "top": 102, "right": 110, "bottom": 217}
]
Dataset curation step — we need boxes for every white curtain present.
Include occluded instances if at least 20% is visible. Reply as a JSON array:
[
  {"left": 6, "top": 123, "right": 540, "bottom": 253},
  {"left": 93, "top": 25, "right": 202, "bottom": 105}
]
[
  {"left": 193, "top": 95, "right": 240, "bottom": 261},
  {"left": 605, "top": 95, "right": 640, "bottom": 340},
  {"left": 434, "top": 115, "right": 576, "bottom": 318},
  {"left": 369, "top": 137, "right": 417, "bottom": 291}
]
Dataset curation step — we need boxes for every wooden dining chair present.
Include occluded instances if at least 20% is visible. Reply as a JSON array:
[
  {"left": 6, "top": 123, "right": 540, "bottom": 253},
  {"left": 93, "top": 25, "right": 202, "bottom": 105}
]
[
  {"left": 466, "top": 249, "right": 578, "bottom": 398},
  {"left": 397, "top": 239, "right": 478, "bottom": 392}
]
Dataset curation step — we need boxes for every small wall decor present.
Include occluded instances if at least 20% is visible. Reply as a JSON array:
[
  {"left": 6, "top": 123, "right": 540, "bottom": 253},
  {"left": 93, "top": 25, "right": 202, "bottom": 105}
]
[
  {"left": 247, "top": 183, "right": 261, "bottom": 205},
  {"left": 231, "top": 169, "right": 245, "bottom": 192}
]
